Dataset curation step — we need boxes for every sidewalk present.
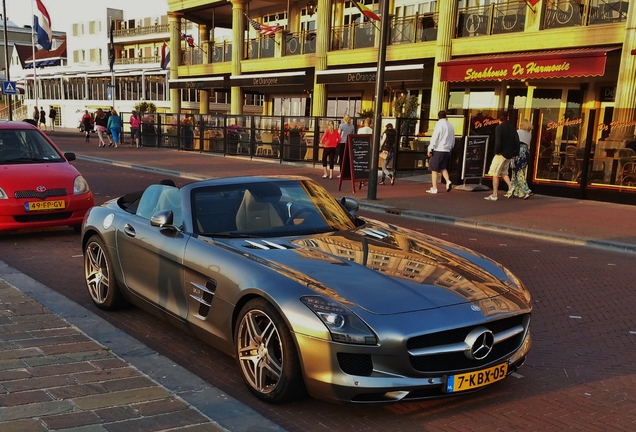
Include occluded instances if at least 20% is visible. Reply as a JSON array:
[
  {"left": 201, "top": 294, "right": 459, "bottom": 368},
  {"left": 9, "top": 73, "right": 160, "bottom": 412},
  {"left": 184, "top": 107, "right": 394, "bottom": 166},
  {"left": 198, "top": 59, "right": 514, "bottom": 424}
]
[{"left": 53, "top": 128, "right": 636, "bottom": 253}]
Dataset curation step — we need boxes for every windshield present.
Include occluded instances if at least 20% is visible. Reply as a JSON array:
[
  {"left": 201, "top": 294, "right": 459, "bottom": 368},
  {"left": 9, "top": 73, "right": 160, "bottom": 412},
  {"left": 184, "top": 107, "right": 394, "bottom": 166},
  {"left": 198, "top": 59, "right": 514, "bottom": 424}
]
[
  {"left": 191, "top": 179, "right": 357, "bottom": 237},
  {"left": 0, "top": 129, "right": 65, "bottom": 164}
]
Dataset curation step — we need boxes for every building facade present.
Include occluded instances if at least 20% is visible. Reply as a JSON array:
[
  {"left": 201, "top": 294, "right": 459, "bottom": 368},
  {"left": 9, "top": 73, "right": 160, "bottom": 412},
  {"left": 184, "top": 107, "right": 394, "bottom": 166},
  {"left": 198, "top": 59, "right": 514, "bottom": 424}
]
[{"left": 166, "top": 0, "right": 636, "bottom": 203}]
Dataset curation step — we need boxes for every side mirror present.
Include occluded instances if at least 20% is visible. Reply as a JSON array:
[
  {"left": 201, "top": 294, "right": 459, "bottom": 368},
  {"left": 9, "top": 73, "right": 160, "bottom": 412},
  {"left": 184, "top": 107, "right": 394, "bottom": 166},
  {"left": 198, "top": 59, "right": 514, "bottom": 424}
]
[
  {"left": 150, "top": 209, "right": 179, "bottom": 230},
  {"left": 340, "top": 197, "right": 359, "bottom": 215},
  {"left": 64, "top": 152, "right": 76, "bottom": 161}
]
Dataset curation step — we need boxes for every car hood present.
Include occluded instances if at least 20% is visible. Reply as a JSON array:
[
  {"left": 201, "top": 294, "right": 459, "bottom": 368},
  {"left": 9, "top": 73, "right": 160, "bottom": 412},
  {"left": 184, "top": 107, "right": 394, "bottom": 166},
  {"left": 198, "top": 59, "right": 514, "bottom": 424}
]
[
  {"left": 1, "top": 162, "right": 80, "bottom": 193},
  {"left": 218, "top": 221, "right": 526, "bottom": 315}
]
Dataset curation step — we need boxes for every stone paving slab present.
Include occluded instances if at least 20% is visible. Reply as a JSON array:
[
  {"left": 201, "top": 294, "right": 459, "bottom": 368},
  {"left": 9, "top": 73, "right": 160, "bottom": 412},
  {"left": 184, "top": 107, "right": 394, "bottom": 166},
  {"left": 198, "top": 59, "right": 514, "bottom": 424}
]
[{"left": 0, "top": 279, "right": 228, "bottom": 432}]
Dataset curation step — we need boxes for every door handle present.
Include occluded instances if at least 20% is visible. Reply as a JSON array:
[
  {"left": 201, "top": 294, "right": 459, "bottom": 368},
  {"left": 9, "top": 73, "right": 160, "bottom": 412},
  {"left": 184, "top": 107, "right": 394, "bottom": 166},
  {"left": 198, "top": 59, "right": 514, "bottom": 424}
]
[{"left": 123, "top": 224, "right": 136, "bottom": 237}]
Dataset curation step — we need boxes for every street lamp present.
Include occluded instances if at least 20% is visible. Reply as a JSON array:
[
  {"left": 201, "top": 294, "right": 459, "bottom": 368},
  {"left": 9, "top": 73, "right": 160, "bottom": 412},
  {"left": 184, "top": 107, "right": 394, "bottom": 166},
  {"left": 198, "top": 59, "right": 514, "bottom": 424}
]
[
  {"left": 307, "top": 0, "right": 317, "bottom": 17},
  {"left": 398, "top": 81, "right": 407, "bottom": 98}
]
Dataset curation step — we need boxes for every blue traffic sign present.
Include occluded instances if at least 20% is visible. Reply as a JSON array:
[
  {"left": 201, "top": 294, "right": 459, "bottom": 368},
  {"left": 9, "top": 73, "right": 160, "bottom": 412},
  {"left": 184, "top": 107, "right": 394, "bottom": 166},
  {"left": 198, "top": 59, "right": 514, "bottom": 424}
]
[{"left": 2, "top": 81, "right": 17, "bottom": 95}]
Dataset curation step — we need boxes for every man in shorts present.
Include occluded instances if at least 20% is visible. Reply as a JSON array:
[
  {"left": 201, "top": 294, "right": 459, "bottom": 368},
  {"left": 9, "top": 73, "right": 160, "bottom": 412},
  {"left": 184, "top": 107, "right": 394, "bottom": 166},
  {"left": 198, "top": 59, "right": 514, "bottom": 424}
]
[
  {"left": 426, "top": 111, "right": 455, "bottom": 194},
  {"left": 484, "top": 112, "right": 520, "bottom": 201}
]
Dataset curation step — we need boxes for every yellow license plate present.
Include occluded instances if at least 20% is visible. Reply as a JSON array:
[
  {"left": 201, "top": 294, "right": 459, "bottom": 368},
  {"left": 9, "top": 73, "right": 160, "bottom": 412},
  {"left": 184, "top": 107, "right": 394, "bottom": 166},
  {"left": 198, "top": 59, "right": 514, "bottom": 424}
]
[
  {"left": 25, "top": 200, "right": 66, "bottom": 211},
  {"left": 445, "top": 362, "right": 508, "bottom": 393}
]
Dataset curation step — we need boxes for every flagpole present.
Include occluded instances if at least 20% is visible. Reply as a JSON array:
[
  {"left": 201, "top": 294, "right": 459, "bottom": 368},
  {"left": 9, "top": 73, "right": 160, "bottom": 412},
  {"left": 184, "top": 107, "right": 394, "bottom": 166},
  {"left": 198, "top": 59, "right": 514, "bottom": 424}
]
[
  {"left": 31, "top": 0, "right": 39, "bottom": 108},
  {"left": 2, "top": 0, "right": 12, "bottom": 120}
]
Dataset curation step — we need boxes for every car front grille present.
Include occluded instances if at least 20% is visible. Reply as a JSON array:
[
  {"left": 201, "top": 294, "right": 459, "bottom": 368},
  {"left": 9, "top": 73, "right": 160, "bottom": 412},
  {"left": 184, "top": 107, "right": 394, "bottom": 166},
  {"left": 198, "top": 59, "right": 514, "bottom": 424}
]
[
  {"left": 407, "top": 314, "right": 529, "bottom": 373},
  {"left": 15, "top": 188, "right": 68, "bottom": 200}
]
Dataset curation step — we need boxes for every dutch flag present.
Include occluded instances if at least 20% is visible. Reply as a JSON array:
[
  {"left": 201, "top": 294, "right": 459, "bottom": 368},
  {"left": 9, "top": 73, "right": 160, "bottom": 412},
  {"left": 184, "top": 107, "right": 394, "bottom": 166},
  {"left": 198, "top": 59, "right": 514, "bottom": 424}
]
[
  {"left": 161, "top": 42, "right": 170, "bottom": 70},
  {"left": 34, "top": 0, "right": 52, "bottom": 51}
]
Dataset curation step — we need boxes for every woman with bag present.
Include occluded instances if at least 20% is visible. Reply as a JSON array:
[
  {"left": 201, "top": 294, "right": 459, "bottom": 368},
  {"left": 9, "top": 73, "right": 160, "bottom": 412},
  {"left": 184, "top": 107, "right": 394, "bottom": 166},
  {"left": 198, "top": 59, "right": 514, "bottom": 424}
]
[
  {"left": 81, "top": 110, "right": 92, "bottom": 143},
  {"left": 379, "top": 123, "right": 397, "bottom": 185},
  {"left": 130, "top": 111, "right": 142, "bottom": 148}
]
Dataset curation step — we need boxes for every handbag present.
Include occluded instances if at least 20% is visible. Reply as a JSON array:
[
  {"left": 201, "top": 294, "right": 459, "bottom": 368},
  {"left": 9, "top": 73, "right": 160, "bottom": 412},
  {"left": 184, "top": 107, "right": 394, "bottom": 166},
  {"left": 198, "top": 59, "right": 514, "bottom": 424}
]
[{"left": 380, "top": 150, "right": 389, "bottom": 159}]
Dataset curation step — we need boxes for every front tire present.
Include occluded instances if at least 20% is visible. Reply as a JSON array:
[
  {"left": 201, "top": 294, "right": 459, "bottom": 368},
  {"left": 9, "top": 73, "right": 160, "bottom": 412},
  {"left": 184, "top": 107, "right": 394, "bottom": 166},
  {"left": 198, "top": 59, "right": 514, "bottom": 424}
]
[
  {"left": 84, "top": 235, "right": 121, "bottom": 310},
  {"left": 235, "top": 298, "right": 305, "bottom": 403}
]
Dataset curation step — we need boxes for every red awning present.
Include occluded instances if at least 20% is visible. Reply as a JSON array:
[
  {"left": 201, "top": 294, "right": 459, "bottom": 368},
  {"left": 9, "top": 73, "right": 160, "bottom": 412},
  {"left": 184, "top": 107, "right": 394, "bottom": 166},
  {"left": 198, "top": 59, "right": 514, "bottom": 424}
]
[{"left": 438, "top": 47, "right": 619, "bottom": 82}]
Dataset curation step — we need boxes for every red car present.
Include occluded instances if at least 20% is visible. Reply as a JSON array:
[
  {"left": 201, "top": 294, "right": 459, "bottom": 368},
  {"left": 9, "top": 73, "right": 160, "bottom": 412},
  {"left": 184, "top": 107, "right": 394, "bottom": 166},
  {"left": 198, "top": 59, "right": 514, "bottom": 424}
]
[{"left": 0, "top": 121, "right": 94, "bottom": 231}]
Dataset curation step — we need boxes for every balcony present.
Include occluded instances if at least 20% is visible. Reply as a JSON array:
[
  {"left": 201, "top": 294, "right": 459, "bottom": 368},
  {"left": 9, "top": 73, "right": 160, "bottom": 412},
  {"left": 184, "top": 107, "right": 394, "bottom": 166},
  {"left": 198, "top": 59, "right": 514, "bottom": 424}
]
[
  {"left": 457, "top": 2, "right": 526, "bottom": 37},
  {"left": 391, "top": 13, "right": 439, "bottom": 44},
  {"left": 245, "top": 37, "right": 276, "bottom": 59},
  {"left": 211, "top": 42, "right": 232, "bottom": 63},
  {"left": 113, "top": 24, "right": 170, "bottom": 38},
  {"left": 331, "top": 22, "right": 377, "bottom": 51}
]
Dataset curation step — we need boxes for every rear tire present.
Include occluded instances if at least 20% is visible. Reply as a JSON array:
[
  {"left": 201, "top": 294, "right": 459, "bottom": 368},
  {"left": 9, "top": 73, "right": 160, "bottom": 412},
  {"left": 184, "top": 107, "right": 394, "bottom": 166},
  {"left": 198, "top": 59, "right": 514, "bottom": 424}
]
[
  {"left": 235, "top": 298, "right": 305, "bottom": 403},
  {"left": 84, "top": 235, "right": 121, "bottom": 310}
]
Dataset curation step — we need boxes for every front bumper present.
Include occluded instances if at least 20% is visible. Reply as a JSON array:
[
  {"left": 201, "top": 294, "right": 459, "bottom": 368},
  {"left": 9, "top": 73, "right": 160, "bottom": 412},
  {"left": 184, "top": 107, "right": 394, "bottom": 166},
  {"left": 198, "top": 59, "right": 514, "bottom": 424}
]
[{"left": 295, "top": 330, "right": 532, "bottom": 403}]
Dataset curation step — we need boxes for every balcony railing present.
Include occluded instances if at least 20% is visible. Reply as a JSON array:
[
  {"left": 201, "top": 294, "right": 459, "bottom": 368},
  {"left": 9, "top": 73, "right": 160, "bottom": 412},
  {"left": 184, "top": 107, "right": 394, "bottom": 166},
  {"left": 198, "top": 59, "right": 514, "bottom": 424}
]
[
  {"left": 115, "top": 56, "right": 160, "bottom": 65},
  {"left": 113, "top": 24, "right": 169, "bottom": 38},
  {"left": 544, "top": 0, "right": 629, "bottom": 28},
  {"left": 457, "top": 1, "right": 526, "bottom": 37},
  {"left": 391, "top": 13, "right": 439, "bottom": 44},
  {"left": 284, "top": 31, "right": 317, "bottom": 56},
  {"left": 211, "top": 41, "right": 232, "bottom": 63},
  {"left": 245, "top": 37, "right": 276, "bottom": 59},
  {"left": 331, "top": 22, "right": 377, "bottom": 51}
]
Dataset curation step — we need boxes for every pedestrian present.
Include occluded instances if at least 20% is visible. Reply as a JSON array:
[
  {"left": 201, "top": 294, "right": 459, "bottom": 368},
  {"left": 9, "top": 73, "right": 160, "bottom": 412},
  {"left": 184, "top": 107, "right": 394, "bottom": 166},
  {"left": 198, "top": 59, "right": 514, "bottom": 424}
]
[
  {"left": 320, "top": 120, "right": 341, "bottom": 179},
  {"left": 379, "top": 123, "right": 397, "bottom": 185},
  {"left": 358, "top": 117, "right": 373, "bottom": 134},
  {"left": 94, "top": 108, "right": 112, "bottom": 147},
  {"left": 426, "top": 110, "right": 455, "bottom": 194},
  {"left": 337, "top": 115, "right": 355, "bottom": 177},
  {"left": 48, "top": 106, "right": 57, "bottom": 131},
  {"left": 32, "top": 106, "right": 39, "bottom": 122},
  {"left": 81, "top": 110, "right": 92, "bottom": 142},
  {"left": 484, "top": 112, "right": 520, "bottom": 201},
  {"left": 130, "top": 110, "right": 142, "bottom": 148},
  {"left": 107, "top": 108, "right": 123, "bottom": 148},
  {"left": 511, "top": 119, "right": 533, "bottom": 199},
  {"left": 39, "top": 107, "right": 47, "bottom": 130}
]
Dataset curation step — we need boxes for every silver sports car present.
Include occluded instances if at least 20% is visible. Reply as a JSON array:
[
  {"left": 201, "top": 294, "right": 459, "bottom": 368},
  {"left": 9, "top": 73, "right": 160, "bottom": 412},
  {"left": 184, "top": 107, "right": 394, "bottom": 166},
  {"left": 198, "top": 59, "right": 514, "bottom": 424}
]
[{"left": 81, "top": 176, "right": 532, "bottom": 404}]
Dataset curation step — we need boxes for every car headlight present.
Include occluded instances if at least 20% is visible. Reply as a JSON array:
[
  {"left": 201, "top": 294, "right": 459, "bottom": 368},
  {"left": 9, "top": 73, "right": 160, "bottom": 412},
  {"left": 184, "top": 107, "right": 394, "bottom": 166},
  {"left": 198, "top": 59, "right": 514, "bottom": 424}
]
[
  {"left": 74, "top": 175, "right": 90, "bottom": 195},
  {"left": 502, "top": 267, "right": 532, "bottom": 303},
  {"left": 301, "top": 296, "right": 377, "bottom": 345},
  {"left": 0, "top": 187, "right": 7, "bottom": 199}
]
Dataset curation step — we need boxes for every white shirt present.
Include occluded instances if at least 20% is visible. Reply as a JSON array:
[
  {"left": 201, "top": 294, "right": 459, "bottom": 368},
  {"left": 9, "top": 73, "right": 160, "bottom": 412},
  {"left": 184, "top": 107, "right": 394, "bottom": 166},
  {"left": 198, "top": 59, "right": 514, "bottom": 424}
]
[
  {"left": 428, "top": 118, "right": 455, "bottom": 153},
  {"left": 517, "top": 129, "right": 531, "bottom": 145},
  {"left": 358, "top": 126, "right": 372, "bottom": 134}
]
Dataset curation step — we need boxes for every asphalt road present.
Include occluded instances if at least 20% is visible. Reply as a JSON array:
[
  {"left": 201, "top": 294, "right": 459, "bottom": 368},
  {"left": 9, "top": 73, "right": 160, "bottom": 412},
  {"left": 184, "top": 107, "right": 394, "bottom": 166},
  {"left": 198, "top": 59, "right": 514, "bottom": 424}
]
[{"left": 1, "top": 158, "right": 635, "bottom": 431}]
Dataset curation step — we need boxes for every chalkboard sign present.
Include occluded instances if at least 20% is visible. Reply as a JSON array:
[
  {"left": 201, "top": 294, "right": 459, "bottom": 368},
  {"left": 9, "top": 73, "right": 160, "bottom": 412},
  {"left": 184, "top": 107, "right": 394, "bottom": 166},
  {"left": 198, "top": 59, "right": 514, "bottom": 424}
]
[
  {"left": 338, "top": 134, "right": 371, "bottom": 192},
  {"left": 461, "top": 135, "right": 489, "bottom": 179}
]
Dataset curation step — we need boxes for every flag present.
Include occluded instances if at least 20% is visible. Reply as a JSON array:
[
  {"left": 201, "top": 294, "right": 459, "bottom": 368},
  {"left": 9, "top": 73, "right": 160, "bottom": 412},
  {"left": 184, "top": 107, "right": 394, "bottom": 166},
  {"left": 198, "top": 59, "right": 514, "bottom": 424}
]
[
  {"left": 245, "top": 15, "right": 281, "bottom": 37},
  {"left": 527, "top": 0, "right": 541, "bottom": 6},
  {"left": 351, "top": 0, "right": 381, "bottom": 22},
  {"left": 108, "top": 20, "right": 115, "bottom": 72},
  {"left": 181, "top": 32, "right": 195, "bottom": 48},
  {"left": 33, "top": 0, "right": 52, "bottom": 50},
  {"left": 160, "top": 42, "right": 170, "bottom": 70}
]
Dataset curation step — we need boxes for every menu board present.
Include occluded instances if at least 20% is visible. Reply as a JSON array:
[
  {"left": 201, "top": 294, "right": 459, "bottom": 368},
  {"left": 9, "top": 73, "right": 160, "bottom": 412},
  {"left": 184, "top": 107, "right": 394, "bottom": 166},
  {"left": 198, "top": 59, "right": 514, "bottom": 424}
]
[
  {"left": 338, "top": 134, "right": 371, "bottom": 192},
  {"left": 462, "top": 135, "right": 489, "bottom": 179}
]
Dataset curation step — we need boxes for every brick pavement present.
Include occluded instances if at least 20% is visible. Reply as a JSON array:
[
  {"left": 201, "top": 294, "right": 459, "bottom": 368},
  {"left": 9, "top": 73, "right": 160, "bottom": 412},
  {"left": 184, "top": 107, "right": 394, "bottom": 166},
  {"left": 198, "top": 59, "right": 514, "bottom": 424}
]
[{"left": 0, "top": 279, "right": 228, "bottom": 432}]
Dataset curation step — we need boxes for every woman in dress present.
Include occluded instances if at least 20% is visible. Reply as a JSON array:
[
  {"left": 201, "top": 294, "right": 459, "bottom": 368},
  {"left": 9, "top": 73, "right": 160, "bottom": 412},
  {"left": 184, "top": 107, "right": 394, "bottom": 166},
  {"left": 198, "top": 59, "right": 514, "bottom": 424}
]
[
  {"left": 511, "top": 119, "right": 533, "bottom": 199},
  {"left": 94, "top": 108, "right": 112, "bottom": 147},
  {"left": 320, "top": 121, "right": 341, "bottom": 179}
]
